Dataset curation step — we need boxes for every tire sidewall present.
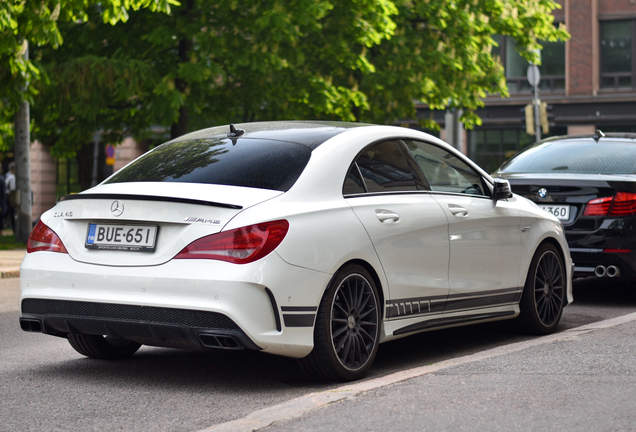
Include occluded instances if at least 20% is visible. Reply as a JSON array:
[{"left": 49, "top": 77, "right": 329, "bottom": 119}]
[
  {"left": 318, "top": 265, "right": 381, "bottom": 380},
  {"left": 521, "top": 243, "right": 565, "bottom": 334}
]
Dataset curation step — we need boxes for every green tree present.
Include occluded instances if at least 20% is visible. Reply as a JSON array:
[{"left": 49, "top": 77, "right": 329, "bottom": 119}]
[
  {"left": 0, "top": 0, "right": 175, "bottom": 241},
  {"left": 358, "top": 0, "right": 568, "bottom": 128}
]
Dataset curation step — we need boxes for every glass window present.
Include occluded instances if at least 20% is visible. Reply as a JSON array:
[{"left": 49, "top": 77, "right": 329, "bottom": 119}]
[
  {"left": 499, "top": 140, "right": 636, "bottom": 174},
  {"left": 505, "top": 38, "right": 527, "bottom": 78},
  {"left": 601, "top": 21, "right": 632, "bottom": 74},
  {"left": 540, "top": 40, "right": 566, "bottom": 76},
  {"left": 404, "top": 140, "right": 486, "bottom": 196},
  {"left": 343, "top": 164, "right": 365, "bottom": 195},
  {"left": 105, "top": 137, "right": 312, "bottom": 192},
  {"left": 354, "top": 141, "right": 420, "bottom": 193},
  {"left": 499, "top": 33, "right": 565, "bottom": 93}
]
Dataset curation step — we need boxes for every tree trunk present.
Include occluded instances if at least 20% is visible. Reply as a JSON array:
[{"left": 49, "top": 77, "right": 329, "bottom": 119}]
[{"left": 14, "top": 41, "right": 32, "bottom": 242}]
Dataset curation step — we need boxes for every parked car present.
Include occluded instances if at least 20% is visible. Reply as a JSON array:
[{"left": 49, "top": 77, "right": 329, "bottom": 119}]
[
  {"left": 20, "top": 121, "right": 572, "bottom": 381},
  {"left": 494, "top": 131, "right": 636, "bottom": 281}
]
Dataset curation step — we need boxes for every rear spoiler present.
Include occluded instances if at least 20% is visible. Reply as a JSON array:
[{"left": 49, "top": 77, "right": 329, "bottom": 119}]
[{"left": 58, "top": 193, "right": 243, "bottom": 210}]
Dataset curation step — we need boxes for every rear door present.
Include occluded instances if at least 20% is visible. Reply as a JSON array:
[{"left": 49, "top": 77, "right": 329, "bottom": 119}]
[{"left": 345, "top": 140, "right": 450, "bottom": 319}]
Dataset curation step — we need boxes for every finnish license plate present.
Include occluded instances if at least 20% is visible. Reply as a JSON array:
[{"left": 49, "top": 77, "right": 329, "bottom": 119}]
[
  {"left": 540, "top": 205, "right": 570, "bottom": 220},
  {"left": 86, "top": 223, "right": 158, "bottom": 251}
]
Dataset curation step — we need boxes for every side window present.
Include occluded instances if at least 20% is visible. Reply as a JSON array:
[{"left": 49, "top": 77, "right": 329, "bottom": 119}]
[
  {"left": 354, "top": 140, "right": 420, "bottom": 193},
  {"left": 343, "top": 164, "right": 366, "bottom": 195},
  {"left": 404, "top": 140, "right": 487, "bottom": 196}
]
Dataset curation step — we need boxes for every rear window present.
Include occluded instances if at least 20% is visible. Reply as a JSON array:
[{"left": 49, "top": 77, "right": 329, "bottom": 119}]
[
  {"left": 105, "top": 137, "right": 311, "bottom": 191},
  {"left": 500, "top": 140, "right": 636, "bottom": 174}
]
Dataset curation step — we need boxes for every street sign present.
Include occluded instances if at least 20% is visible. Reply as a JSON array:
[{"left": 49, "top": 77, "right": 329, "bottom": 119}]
[
  {"left": 527, "top": 65, "right": 541, "bottom": 87},
  {"left": 106, "top": 144, "right": 116, "bottom": 166}
]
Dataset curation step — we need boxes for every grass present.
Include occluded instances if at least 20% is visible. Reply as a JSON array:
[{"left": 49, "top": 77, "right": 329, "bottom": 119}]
[{"left": 0, "top": 233, "right": 26, "bottom": 250}]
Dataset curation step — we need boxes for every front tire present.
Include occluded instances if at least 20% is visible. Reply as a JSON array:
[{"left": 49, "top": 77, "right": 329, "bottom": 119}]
[
  {"left": 298, "top": 265, "right": 381, "bottom": 381},
  {"left": 67, "top": 334, "right": 141, "bottom": 360},
  {"left": 515, "top": 243, "right": 565, "bottom": 335}
]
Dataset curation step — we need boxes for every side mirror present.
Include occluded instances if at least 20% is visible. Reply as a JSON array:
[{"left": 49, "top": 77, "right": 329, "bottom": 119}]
[{"left": 493, "top": 178, "right": 513, "bottom": 202}]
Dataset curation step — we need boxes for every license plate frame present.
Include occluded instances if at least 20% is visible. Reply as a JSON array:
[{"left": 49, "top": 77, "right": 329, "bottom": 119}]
[
  {"left": 540, "top": 204, "right": 570, "bottom": 221},
  {"left": 85, "top": 223, "right": 158, "bottom": 251}
]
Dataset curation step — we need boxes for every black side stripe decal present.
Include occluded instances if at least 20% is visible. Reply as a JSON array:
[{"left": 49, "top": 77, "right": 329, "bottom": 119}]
[
  {"left": 386, "top": 287, "right": 522, "bottom": 319},
  {"left": 281, "top": 306, "right": 318, "bottom": 312}
]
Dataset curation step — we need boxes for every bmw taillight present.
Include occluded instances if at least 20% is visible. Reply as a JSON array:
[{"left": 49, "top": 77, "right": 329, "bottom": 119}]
[
  {"left": 583, "top": 192, "right": 636, "bottom": 217},
  {"left": 174, "top": 220, "right": 289, "bottom": 264},
  {"left": 27, "top": 220, "right": 68, "bottom": 254},
  {"left": 609, "top": 192, "right": 636, "bottom": 216}
]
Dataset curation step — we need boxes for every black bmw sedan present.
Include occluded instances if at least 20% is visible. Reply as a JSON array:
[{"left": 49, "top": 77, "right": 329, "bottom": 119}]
[{"left": 494, "top": 132, "right": 636, "bottom": 281}]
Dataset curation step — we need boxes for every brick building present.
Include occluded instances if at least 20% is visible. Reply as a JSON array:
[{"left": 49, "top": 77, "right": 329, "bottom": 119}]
[{"left": 417, "top": 0, "right": 636, "bottom": 174}]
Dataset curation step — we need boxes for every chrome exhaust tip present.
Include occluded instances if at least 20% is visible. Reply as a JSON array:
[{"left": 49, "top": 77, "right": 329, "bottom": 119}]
[
  {"left": 594, "top": 265, "right": 606, "bottom": 278},
  {"left": 606, "top": 265, "right": 620, "bottom": 278}
]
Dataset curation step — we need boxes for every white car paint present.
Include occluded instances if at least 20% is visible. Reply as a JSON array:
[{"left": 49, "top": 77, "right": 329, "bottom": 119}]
[{"left": 20, "top": 123, "right": 573, "bottom": 363}]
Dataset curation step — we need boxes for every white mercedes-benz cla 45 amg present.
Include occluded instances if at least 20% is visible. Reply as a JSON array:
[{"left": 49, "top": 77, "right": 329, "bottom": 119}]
[{"left": 20, "top": 121, "right": 573, "bottom": 381}]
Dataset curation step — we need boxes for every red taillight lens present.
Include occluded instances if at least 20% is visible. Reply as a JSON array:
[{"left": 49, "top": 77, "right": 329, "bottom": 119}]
[
  {"left": 27, "top": 220, "right": 68, "bottom": 254},
  {"left": 609, "top": 192, "right": 636, "bottom": 216},
  {"left": 583, "top": 196, "right": 613, "bottom": 216},
  {"left": 583, "top": 192, "right": 636, "bottom": 217},
  {"left": 174, "top": 220, "right": 289, "bottom": 264}
]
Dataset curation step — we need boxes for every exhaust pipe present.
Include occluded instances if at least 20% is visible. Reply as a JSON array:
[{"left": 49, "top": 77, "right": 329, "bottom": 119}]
[
  {"left": 607, "top": 265, "right": 620, "bottom": 278},
  {"left": 594, "top": 265, "right": 606, "bottom": 278},
  {"left": 19, "top": 318, "right": 43, "bottom": 333},
  {"left": 198, "top": 333, "right": 244, "bottom": 350}
]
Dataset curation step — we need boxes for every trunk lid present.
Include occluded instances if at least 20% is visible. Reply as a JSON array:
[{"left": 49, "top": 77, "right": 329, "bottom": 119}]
[{"left": 43, "top": 182, "right": 282, "bottom": 266}]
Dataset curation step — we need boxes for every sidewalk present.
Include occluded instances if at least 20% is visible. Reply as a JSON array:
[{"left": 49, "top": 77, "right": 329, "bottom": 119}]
[
  {"left": 0, "top": 249, "right": 25, "bottom": 279},
  {"left": 206, "top": 312, "right": 636, "bottom": 431}
]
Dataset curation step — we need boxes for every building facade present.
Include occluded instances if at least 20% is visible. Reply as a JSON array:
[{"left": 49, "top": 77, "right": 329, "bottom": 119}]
[{"left": 417, "top": 0, "right": 636, "bottom": 174}]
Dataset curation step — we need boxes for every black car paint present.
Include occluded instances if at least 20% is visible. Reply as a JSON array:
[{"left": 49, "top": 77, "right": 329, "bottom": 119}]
[{"left": 496, "top": 173, "right": 636, "bottom": 280}]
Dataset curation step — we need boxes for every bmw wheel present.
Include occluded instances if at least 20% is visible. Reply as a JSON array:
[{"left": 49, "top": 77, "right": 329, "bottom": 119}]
[
  {"left": 516, "top": 243, "right": 565, "bottom": 335},
  {"left": 299, "top": 264, "right": 381, "bottom": 381}
]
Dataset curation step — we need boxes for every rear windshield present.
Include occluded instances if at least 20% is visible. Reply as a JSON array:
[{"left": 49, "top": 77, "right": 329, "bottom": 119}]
[
  {"left": 500, "top": 140, "right": 636, "bottom": 174},
  {"left": 105, "top": 137, "right": 311, "bottom": 191}
]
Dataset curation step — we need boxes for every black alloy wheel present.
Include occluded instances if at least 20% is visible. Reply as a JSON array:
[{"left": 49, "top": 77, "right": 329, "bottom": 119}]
[
  {"left": 298, "top": 264, "right": 380, "bottom": 381},
  {"left": 516, "top": 243, "right": 566, "bottom": 335}
]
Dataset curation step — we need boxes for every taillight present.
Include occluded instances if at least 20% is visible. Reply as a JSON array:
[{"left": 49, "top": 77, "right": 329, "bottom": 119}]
[
  {"left": 27, "top": 220, "right": 68, "bottom": 254},
  {"left": 609, "top": 192, "right": 636, "bottom": 216},
  {"left": 174, "top": 220, "right": 289, "bottom": 264},
  {"left": 583, "top": 192, "right": 636, "bottom": 217},
  {"left": 583, "top": 196, "right": 613, "bottom": 216}
]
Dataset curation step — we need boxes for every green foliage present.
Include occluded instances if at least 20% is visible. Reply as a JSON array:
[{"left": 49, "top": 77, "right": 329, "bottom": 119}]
[
  {"left": 357, "top": 0, "right": 569, "bottom": 129},
  {"left": 0, "top": 0, "right": 176, "bottom": 130},
  {"left": 2, "top": 0, "right": 569, "bottom": 158}
]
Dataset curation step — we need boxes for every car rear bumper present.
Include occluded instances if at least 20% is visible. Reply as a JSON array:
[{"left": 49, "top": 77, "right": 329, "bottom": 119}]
[
  {"left": 570, "top": 248, "right": 636, "bottom": 280},
  {"left": 19, "top": 251, "right": 332, "bottom": 358}
]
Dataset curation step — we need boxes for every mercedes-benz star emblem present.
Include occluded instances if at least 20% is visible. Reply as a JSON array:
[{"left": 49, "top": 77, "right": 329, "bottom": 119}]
[
  {"left": 111, "top": 200, "right": 124, "bottom": 217},
  {"left": 537, "top": 188, "right": 548, "bottom": 199}
]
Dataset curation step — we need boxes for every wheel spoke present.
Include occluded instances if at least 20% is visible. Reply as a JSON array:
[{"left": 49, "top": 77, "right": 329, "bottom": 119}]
[{"left": 329, "top": 272, "right": 379, "bottom": 372}]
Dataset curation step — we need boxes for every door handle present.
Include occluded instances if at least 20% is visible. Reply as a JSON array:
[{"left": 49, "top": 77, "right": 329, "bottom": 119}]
[
  {"left": 375, "top": 210, "right": 400, "bottom": 223},
  {"left": 448, "top": 204, "right": 468, "bottom": 217}
]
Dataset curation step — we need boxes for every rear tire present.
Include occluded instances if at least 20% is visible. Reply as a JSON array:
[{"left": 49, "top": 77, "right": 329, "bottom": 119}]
[
  {"left": 67, "top": 334, "right": 141, "bottom": 360},
  {"left": 515, "top": 243, "right": 565, "bottom": 335},
  {"left": 298, "top": 265, "right": 381, "bottom": 381}
]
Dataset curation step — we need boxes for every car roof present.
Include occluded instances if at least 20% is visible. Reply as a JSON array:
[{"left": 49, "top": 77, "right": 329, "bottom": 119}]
[
  {"left": 169, "top": 121, "right": 372, "bottom": 149},
  {"left": 541, "top": 132, "right": 636, "bottom": 144}
]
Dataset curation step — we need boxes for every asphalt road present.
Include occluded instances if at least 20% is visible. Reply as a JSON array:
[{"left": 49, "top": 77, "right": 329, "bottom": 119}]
[{"left": 1, "top": 277, "right": 635, "bottom": 431}]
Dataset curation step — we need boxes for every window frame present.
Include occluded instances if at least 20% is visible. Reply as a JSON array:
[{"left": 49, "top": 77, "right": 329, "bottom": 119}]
[
  {"left": 600, "top": 19, "right": 636, "bottom": 91},
  {"left": 495, "top": 34, "right": 566, "bottom": 94}
]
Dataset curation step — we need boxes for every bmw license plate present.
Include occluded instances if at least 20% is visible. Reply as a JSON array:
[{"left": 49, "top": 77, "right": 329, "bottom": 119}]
[
  {"left": 540, "top": 205, "right": 570, "bottom": 220},
  {"left": 86, "top": 223, "right": 158, "bottom": 251}
]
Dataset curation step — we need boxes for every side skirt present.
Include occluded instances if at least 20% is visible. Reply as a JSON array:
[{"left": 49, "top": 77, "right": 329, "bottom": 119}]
[{"left": 392, "top": 310, "right": 516, "bottom": 337}]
